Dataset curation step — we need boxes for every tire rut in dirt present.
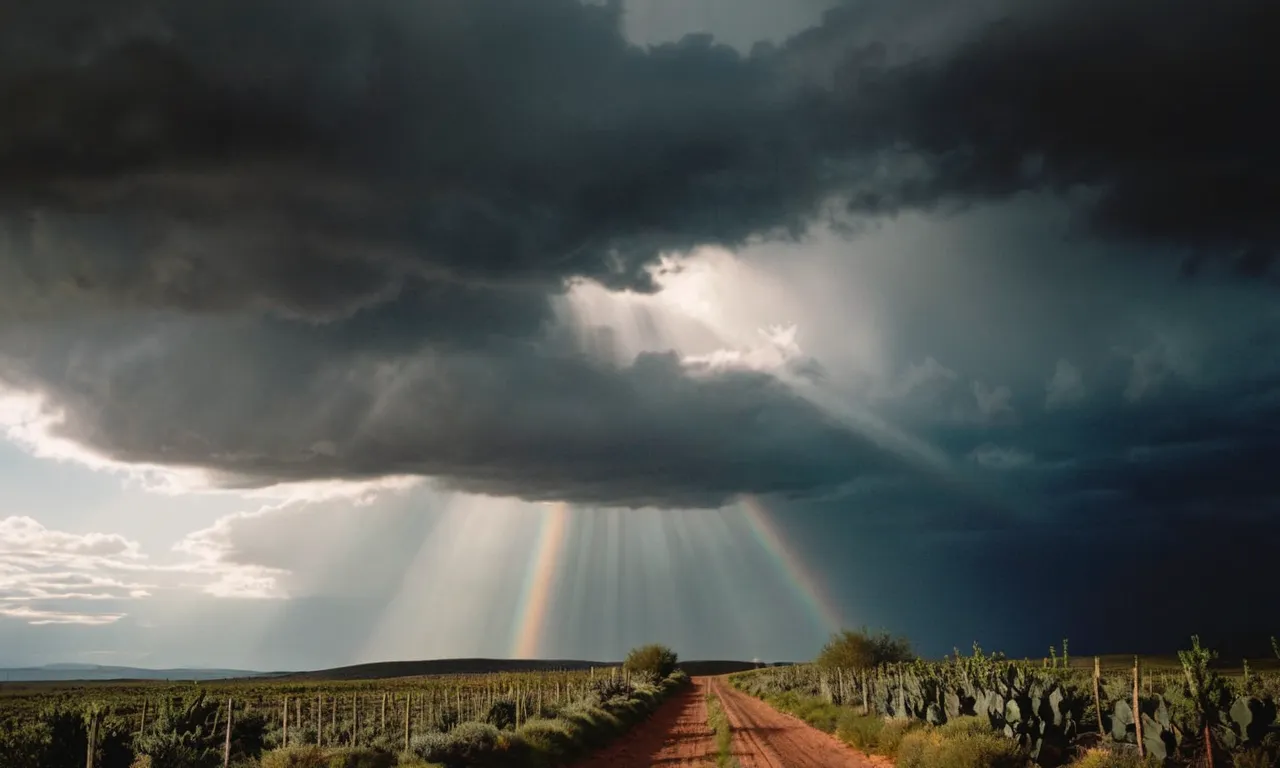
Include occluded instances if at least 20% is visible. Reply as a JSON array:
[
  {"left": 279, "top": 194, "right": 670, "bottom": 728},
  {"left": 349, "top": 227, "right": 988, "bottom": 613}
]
[
  {"left": 572, "top": 678, "right": 716, "bottom": 768},
  {"left": 710, "top": 678, "right": 886, "bottom": 768}
]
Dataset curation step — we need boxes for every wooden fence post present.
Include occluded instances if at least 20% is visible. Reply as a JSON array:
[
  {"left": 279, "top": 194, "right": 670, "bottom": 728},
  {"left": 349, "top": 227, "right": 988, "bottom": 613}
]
[
  {"left": 282, "top": 696, "right": 289, "bottom": 748},
  {"left": 139, "top": 699, "right": 147, "bottom": 735},
  {"left": 1132, "top": 657, "right": 1144, "bottom": 758},
  {"left": 223, "top": 697, "right": 233, "bottom": 768},
  {"left": 352, "top": 694, "right": 359, "bottom": 747},
  {"left": 85, "top": 708, "right": 98, "bottom": 768},
  {"left": 1092, "top": 657, "right": 1104, "bottom": 735},
  {"left": 404, "top": 693, "right": 411, "bottom": 753}
]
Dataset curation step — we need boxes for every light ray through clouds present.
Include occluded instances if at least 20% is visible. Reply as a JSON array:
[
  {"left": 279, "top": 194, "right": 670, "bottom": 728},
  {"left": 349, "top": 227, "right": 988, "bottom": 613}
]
[
  {"left": 563, "top": 246, "right": 1037, "bottom": 525},
  {"left": 738, "top": 495, "right": 844, "bottom": 634},
  {"left": 511, "top": 501, "right": 570, "bottom": 658}
]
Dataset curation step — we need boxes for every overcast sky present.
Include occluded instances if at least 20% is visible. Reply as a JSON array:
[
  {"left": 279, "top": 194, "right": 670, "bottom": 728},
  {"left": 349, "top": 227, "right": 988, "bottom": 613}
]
[{"left": 1, "top": 0, "right": 1277, "bottom": 670}]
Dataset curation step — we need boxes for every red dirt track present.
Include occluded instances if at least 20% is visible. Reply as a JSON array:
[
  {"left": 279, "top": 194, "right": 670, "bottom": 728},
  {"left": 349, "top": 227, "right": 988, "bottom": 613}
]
[
  {"left": 709, "top": 677, "right": 890, "bottom": 768},
  {"left": 574, "top": 677, "right": 717, "bottom": 767},
  {"left": 574, "top": 677, "right": 888, "bottom": 768}
]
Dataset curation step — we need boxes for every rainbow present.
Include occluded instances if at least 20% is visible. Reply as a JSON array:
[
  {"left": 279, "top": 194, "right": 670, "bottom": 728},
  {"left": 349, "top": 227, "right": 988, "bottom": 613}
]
[
  {"left": 511, "top": 502, "right": 570, "bottom": 658},
  {"left": 739, "top": 494, "right": 845, "bottom": 634}
]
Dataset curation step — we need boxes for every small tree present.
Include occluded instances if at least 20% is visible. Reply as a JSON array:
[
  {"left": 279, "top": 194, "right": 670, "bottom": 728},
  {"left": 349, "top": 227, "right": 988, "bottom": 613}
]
[
  {"left": 1179, "top": 635, "right": 1230, "bottom": 768},
  {"left": 623, "top": 644, "right": 679, "bottom": 682},
  {"left": 815, "top": 628, "right": 913, "bottom": 671}
]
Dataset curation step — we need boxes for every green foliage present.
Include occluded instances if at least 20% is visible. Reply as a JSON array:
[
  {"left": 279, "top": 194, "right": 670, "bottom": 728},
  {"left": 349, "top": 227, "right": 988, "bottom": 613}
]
[
  {"left": 815, "top": 627, "right": 914, "bottom": 671},
  {"left": 835, "top": 711, "right": 884, "bottom": 751},
  {"left": 133, "top": 694, "right": 226, "bottom": 768},
  {"left": 936, "top": 716, "right": 995, "bottom": 739},
  {"left": 875, "top": 718, "right": 923, "bottom": 758},
  {"left": 1068, "top": 746, "right": 1163, "bottom": 768},
  {"left": 897, "top": 728, "right": 1024, "bottom": 768},
  {"left": 1177, "top": 634, "right": 1235, "bottom": 735},
  {"left": 481, "top": 699, "right": 516, "bottom": 731},
  {"left": 260, "top": 746, "right": 330, "bottom": 768},
  {"left": 622, "top": 644, "right": 679, "bottom": 682},
  {"left": 705, "top": 691, "right": 739, "bottom": 768},
  {"left": 408, "top": 722, "right": 502, "bottom": 768},
  {"left": 1234, "top": 744, "right": 1280, "bottom": 768},
  {"left": 769, "top": 692, "right": 843, "bottom": 734},
  {"left": 320, "top": 748, "right": 397, "bottom": 768}
]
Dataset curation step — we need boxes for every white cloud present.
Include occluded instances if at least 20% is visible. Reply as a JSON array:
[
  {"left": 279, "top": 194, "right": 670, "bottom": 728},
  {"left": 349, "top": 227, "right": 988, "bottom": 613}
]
[
  {"left": 170, "top": 512, "right": 290, "bottom": 600},
  {"left": 1, "top": 385, "right": 427, "bottom": 506},
  {"left": 891, "top": 356, "right": 959, "bottom": 399},
  {"left": 969, "top": 444, "right": 1035, "bottom": 470},
  {"left": 1116, "top": 335, "right": 1199, "bottom": 404},
  {"left": 0, "top": 388, "right": 212, "bottom": 494},
  {"left": 971, "top": 381, "right": 1016, "bottom": 424},
  {"left": 1045, "top": 359, "right": 1086, "bottom": 410},
  {"left": 0, "top": 604, "right": 126, "bottom": 626},
  {"left": 0, "top": 516, "right": 154, "bottom": 624}
]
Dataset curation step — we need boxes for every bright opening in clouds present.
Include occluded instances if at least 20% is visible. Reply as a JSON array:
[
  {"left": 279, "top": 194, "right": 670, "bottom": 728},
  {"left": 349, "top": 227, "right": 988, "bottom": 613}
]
[{"left": 0, "top": 0, "right": 1277, "bottom": 670}]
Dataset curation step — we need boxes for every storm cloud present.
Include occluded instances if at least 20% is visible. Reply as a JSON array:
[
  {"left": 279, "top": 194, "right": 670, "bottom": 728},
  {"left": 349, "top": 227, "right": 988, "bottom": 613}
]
[{"left": 1, "top": 0, "right": 1277, "bottom": 506}]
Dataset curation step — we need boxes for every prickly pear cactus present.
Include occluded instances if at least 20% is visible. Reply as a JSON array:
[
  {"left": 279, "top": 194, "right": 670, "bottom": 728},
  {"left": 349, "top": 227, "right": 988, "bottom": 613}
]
[{"left": 1111, "top": 699, "right": 1133, "bottom": 743}]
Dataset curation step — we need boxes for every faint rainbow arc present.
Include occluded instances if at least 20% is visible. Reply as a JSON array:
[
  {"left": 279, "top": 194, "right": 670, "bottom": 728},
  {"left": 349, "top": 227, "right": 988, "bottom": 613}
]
[
  {"left": 739, "top": 494, "right": 845, "bottom": 634},
  {"left": 511, "top": 502, "right": 570, "bottom": 659}
]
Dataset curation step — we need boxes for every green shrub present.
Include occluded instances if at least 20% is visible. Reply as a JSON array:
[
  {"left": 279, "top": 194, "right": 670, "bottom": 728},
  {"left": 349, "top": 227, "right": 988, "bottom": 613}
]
[
  {"left": 482, "top": 699, "right": 516, "bottom": 731},
  {"left": 408, "top": 723, "right": 502, "bottom": 768},
  {"left": 1069, "top": 746, "right": 1163, "bottom": 768},
  {"left": 513, "top": 717, "right": 580, "bottom": 762},
  {"left": 1234, "top": 746, "right": 1279, "bottom": 768},
  {"left": 790, "top": 698, "right": 842, "bottom": 734},
  {"left": 874, "top": 718, "right": 922, "bottom": 758},
  {"left": 936, "top": 716, "right": 995, "bottom": 739},
  {"left": 835, "top": 711, "right": 883, "bottom": 751},
  {"left": 556, "top": 705, "right": 623, "bottom": 747},
  {"left": 896, "top": 727, "right": 1023, "bottom": 768},
  {"left": 816, "top": 628, "right": 914, "bottom": 671},
  {"left": 393, "top": 758, "right": 441, "bottom": 768},
  {"left": 623, "top": 644, "right": 679, "bottom": 682},
  {"left": 259, "top": 746, "right": 329, "bottom": 768},
  {"left": 326, "top": 748, "right": 396, "bottom": 768},
  {"left": 896, "top": 730, "right": 941, "bottom": 768}
]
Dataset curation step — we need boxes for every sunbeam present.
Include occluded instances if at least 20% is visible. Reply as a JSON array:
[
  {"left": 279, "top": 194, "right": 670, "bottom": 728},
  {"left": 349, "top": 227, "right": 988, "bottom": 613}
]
[
  {"left": 738, "top": 495, "right": 845, "bottom": 635},
  {"left": 511, "top": 501, "right": 570, "bottom": 659}
]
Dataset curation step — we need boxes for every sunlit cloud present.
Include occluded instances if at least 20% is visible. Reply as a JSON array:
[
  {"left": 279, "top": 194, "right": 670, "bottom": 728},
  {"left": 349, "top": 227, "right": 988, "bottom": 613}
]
[
  {"left": 0, "top": 388, "right": 213, "bottom": 494},
  {"left": 0, "top": 604, "right": 127, "bottom": 626}
]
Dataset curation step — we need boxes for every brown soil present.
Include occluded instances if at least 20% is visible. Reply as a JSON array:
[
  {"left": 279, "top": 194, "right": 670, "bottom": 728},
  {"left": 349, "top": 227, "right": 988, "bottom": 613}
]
[
  {"left": 573, "top": 677, "right": 717, "bottom": 767},
  {"left": 709, "top": 677, "right": 892, "bottom": 768},
  {"left": 575, "top": 676, "right": 890, "bottom": 768}
]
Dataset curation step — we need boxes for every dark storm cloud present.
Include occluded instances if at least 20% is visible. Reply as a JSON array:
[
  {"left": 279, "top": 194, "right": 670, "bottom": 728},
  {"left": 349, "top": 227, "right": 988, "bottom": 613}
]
[
  {"left": 0, "top": 316, "right": 905, "bottom": 506},
  {"left": 3, "top": 0, "right": 1273, "bottom": 323},
  {"left": 1, "top": 0, "right": 1276, "bottom": 505},
  {"left": 826, "top": 0, "right": 1280, "bottom": 276}
]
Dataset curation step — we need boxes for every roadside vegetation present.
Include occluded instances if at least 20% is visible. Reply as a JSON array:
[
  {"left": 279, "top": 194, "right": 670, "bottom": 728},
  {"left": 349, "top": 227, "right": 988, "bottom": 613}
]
[
  {"left": 0, "top": 645, "right": 688, "bottom": 768},
  {"left": 704, "top": 689, "right": 739, "bottom": 768},
  {"left": 732, "top": 629, "right": 1280, "bottom": 768}
]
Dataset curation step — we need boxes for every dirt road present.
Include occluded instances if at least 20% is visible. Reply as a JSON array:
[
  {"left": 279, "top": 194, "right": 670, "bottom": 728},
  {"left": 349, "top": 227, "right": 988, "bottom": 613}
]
[
  {"left": 708, "top": 677, "right": 889, "bottom": 768},
  {"left": 574, "top": 677, "right": 717, "bottom": 767},
  {"left": 575, "top": 677, "right": 886, "bottom": 768}
]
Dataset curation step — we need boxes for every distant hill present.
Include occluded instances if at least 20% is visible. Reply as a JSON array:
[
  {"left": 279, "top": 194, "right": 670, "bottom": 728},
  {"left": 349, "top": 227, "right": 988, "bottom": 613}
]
[
  {"left": 679, "top": 660, "right": 792, "bottom": 676},
  {"left": 0, "top": 665, "right": 274, "bottom": 683},
  {"left": 288, "top": 658, "right": 798, "bottom": 681},
  {"left": 286, "top": 658, "right": 610, "bottom": 681},
  {"left": 1, "top": 657, "right": 803, "bottom": 684}
]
